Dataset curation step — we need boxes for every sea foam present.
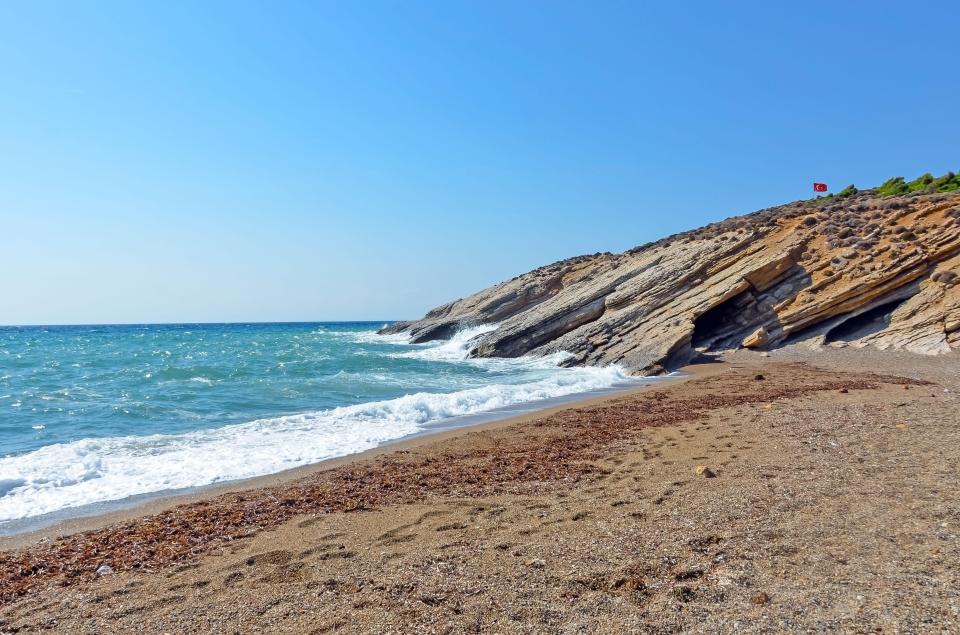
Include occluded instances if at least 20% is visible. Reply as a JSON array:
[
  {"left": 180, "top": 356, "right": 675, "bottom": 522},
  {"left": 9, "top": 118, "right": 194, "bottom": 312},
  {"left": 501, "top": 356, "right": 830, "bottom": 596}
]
[{"left": 0, "top": 327, "right": 634, "bottom": 524}]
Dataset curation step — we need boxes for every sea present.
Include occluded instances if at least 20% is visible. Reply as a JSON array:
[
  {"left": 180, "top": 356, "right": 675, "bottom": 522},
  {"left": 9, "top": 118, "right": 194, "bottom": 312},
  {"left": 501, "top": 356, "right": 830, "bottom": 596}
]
[{"left": 0, "top": 322, "right": 658, "bottom": 533}]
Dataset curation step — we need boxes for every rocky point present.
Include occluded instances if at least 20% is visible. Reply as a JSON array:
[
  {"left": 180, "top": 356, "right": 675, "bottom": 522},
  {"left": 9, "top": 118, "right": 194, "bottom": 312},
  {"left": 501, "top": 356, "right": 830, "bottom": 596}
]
[{"left": 382, "top": 186, "right": 960, "bottom": 373}]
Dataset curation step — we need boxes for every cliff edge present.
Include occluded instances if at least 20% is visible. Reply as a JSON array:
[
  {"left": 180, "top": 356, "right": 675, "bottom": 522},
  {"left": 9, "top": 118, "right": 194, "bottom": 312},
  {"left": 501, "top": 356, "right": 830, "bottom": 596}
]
[{"left": 382, "top": 177, "right": 960, "bottom": 374}]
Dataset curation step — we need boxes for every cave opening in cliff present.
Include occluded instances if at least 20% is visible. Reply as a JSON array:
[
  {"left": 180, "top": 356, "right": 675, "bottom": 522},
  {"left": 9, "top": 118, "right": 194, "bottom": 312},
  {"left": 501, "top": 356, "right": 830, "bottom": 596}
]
[
  {"left": 691, "top": 290, "right": 761, "bottom": 351},
  {"left": 824, "top": 298, "right": 908, "bottom": 343}
]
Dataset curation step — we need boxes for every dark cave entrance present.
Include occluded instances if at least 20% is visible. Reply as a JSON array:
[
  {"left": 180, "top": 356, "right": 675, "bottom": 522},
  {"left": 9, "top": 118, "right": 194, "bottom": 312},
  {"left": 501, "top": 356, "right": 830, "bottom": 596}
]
[
  {"left": 691, "top": 290, "right": 759, "bottom": 351},
  {"left": 824, "top": 298, "right": 908, "bottom": 343}
]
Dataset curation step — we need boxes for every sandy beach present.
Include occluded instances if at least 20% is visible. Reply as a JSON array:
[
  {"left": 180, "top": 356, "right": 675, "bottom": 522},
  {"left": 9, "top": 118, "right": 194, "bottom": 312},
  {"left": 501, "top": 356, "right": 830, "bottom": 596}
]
[
  {"left": 4, "top": 2, "right": 958, "bottom": 632},
  {"left": 0, "top": 374, "right": 681, "bottom": 551},
  {"left": 1, "top": 348, "right": 958, "bottom": 633}
]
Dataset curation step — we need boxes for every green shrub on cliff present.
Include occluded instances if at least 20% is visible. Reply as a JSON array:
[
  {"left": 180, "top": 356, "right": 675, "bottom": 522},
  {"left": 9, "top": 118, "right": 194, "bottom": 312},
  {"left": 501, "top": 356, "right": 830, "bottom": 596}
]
[
  {"left": 808, "top": 171, "right": 958, "bottom": 204},
  {"left": 909, "top": 173, "right": 936, "bottom": 192},
  {"left": 836, "top": 184, "right": 858, "bottom": 198},
  {"left": 809, "top": 184, "right": 857, "bottom": 205},
  {"left": 878, "top": 176, "right": 909, "bottom": 197},
  {"left": 878, "top": 171, "right": 960, "bottom": 197},
  {"left": 930, "top": 171, "right": 959, "bottom": 192}
]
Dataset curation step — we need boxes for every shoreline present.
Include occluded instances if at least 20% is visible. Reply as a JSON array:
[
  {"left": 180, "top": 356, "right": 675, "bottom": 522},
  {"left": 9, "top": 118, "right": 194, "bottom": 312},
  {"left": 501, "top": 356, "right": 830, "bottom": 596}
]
[
  {"left": 0, "top": 368, "right": 696, "bottom": 551},
  {"left": 2, "top": 349, "right": 957, "bottom": 632}
]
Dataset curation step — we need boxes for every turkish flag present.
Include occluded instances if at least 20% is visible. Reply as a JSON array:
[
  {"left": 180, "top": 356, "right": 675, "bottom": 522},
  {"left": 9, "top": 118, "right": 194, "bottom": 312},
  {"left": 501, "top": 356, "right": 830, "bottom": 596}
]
[{"left": 813, "top": 182, "right": 828, "bottom": 192}]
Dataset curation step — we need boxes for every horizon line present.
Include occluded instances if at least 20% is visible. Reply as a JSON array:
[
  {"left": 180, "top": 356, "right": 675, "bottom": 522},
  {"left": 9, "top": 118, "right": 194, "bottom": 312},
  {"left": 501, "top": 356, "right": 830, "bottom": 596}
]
[{"left": 0, "top": 319, "right": 402, "bottom": 329}]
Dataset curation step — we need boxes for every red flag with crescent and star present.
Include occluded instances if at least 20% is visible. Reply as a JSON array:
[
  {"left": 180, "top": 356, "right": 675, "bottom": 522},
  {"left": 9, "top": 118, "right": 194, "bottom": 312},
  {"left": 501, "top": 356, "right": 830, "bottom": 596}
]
[{"left": 813, "top": 182, "right": 828, "bottom": 192}]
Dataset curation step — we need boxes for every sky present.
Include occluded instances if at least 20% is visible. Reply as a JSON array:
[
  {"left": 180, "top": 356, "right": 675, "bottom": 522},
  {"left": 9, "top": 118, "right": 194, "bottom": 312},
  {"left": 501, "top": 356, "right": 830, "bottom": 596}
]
[{"left": 1, "top": 1, "right": 957, "bottom": 325}]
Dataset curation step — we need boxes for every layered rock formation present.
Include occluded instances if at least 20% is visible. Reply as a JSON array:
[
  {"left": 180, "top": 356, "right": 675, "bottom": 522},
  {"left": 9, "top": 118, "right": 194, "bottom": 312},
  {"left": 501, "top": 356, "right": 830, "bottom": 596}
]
[{"left": 382, "top": 189, "right": 960, "bottom": 374}]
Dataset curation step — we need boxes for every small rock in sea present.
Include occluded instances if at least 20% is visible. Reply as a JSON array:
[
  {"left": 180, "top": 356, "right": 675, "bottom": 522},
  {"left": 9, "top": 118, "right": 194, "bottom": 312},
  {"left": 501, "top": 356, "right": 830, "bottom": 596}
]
[
  {"left": 751, "top": 591, "right": 771, "bottom": 606},
  {"left": 754, "top": 374, "right": 765, "bottom": 381},
  {"left": 695, "top": 465, "right": 717, "bottom": 478},
  {"left": 95, "top": 565, "right": 114, "bottom": 576},
  {"left": 525, "top": 558, "right": 546, "bottom": 569}
]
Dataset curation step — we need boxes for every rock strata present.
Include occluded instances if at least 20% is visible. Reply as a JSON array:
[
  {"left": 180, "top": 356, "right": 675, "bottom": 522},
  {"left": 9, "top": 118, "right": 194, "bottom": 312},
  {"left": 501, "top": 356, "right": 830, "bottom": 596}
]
[
  {"left": 382, "top": 189, "right": 960, "bottom": 373},
  {"left": 742, "top": 327, "right": 769, "bottom": 349}
]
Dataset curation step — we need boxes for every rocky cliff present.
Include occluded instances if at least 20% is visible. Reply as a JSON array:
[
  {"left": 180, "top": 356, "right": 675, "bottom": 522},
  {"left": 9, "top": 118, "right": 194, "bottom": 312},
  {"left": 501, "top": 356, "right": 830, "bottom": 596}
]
[{"left": 382, "top": 186, "right": 960, "bottom": 374}]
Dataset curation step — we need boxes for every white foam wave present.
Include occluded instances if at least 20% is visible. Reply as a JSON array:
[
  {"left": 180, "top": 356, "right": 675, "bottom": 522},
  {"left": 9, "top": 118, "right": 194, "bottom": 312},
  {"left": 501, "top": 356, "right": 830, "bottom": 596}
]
[
  {"left": 336, "top": 329, "right": 412, "bottom": 345},
  {"left": 393, "top": 324, "right": 498, "bottom": 362},
  {"left": 0, "top": 362, "right": 632, "bottom": 523}
]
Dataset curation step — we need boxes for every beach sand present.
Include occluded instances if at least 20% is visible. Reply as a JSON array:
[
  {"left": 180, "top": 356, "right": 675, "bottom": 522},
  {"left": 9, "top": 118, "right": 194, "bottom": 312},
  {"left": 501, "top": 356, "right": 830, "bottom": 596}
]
[{"left": 1, "top": 348, "right": 958, "bottom": 633}]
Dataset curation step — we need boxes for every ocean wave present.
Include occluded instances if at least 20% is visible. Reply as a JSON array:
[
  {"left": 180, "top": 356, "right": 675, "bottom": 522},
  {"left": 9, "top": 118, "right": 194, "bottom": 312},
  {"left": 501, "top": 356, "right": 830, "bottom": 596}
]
[
  {"left": 386, "top": 325, "right": 573, "bottom": 374},
  {"left": 389, "top": 324, "right": 497, "bottom": 362},
  {"left": 330, "top": 329, "right": 413, "bottom": 345},
  {"left": 0, "top": 362, "right": 633, "bottom": 523}
]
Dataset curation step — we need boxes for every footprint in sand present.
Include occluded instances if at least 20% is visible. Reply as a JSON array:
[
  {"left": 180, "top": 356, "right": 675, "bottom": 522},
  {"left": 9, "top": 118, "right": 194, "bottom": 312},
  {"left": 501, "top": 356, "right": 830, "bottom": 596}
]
[
  {"left": 145, "top": 594, "right": 187, "bottom": 612},
  {"left": 244, "top": 550, "right": 293, "bottom": 567},
  {"left": 375, "top": 532, "right": 417, "bottom": 546},
  {"left": 317, "top": 550, "right": 356, "bottom": 561},
  {"left": 435, "top": 522, "right": 468, "bottom": 532},
  {"left": 167, "top": 562, "right": 200, "bottom": 576},
  {"left": 299, "top": 542, "right": 348, "bottom": 558},
  {"left": 223, "top": 571, "right": 244, "bottom": 587},
  {"left": 373, "top": 510, "right": 456, "bottom": 546},
  {"left": 259, "top": 561, "right": 308, "bottom": 584}
]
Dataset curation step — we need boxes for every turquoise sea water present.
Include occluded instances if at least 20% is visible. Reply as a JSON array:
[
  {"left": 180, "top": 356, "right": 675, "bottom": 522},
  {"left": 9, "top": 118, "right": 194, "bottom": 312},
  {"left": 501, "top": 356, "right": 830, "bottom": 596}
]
[{"left": 0, "top": 322, "right": 640, "bottom": 528}]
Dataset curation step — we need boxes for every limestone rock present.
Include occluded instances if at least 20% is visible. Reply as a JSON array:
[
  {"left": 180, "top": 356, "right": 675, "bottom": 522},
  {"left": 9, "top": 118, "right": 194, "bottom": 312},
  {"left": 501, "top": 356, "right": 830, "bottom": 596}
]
[
  {"left": 742, "top": 327, "right": 769, "bottom": 348},
  {"left": 382, "top": 189, "right": 960, "bottom": 373}
]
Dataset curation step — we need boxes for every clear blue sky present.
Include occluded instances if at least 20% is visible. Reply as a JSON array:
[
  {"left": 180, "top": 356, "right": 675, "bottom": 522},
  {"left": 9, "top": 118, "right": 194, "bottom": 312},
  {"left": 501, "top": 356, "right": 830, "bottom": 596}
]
[{"left": 1, "top": 1, "right": 956, "bottom": 325}]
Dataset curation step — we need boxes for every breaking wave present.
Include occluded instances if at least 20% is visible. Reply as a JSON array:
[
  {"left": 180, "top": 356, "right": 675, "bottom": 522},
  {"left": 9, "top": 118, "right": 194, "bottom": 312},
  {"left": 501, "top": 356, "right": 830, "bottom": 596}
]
[{"left": 0, "top": 324, "right": 642, "bottom": 525}]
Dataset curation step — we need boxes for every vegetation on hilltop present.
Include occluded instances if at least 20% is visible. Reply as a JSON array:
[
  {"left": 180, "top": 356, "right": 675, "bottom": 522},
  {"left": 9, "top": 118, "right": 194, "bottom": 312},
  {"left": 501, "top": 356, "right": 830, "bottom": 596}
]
[
  {"left": 810, "top": 170, "right": 959, "bottom": 204},
  {"left": 877, "top": 171, "right": 960, "bottom": 197}
]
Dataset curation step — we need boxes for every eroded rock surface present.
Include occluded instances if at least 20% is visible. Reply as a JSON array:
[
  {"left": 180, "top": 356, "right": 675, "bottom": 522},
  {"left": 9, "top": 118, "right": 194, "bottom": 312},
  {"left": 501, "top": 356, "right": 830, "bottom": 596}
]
[{"left": 382, "top": 189, "right": 960, "bottom": 373}]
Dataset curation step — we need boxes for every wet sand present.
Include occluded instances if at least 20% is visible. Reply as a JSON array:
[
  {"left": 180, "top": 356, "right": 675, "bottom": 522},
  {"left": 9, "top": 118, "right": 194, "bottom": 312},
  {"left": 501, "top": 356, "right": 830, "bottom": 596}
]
[
  {"left": 1, "top": 349, "right": 958, "bottom": 633},
  {"left": 0, "top": 372, "right": 690, "bottom": 551}
]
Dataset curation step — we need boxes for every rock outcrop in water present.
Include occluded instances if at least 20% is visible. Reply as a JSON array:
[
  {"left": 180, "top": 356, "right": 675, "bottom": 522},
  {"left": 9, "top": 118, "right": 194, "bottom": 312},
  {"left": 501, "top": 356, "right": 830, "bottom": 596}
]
[{"left": 382, "top": 187, "right": 960, "bottom": 374}]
